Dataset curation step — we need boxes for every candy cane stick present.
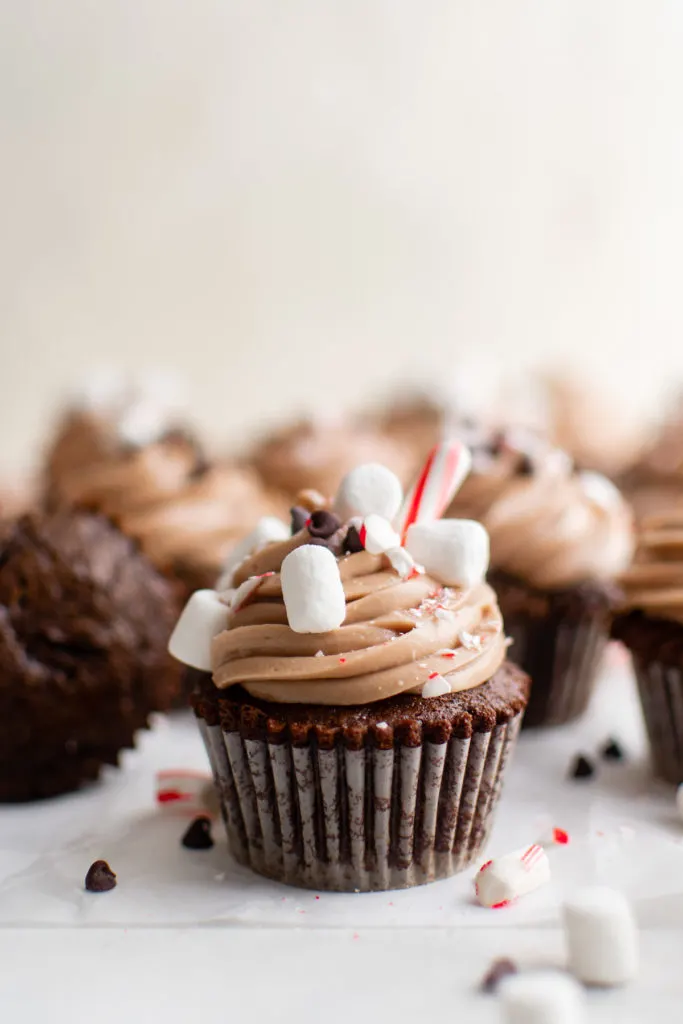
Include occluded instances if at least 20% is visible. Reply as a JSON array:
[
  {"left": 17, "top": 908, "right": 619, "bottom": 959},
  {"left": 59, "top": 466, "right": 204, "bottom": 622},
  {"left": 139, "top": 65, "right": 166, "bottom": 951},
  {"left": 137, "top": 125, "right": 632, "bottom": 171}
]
[{"left": 395, "top": 441, "right": 472, "bottom": 542}]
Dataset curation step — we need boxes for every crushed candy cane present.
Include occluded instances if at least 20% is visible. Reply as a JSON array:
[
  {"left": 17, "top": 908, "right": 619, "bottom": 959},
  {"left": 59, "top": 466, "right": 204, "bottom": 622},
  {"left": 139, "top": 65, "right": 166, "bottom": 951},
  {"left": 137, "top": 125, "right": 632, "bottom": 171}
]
[{"left": 459, "top": 630, "right": 483, "bottom": 651}]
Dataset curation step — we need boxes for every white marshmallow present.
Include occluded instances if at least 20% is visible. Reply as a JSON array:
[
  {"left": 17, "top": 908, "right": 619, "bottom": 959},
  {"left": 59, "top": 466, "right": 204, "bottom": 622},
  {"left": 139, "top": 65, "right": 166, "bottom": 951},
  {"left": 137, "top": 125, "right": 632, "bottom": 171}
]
[
  {"left": 406, "top": 519, "right": 490, "bottom": 587},
  {"left": 117, "top": 397, "right": 170, "bottom": 447},
  {"left": 167, "top": 589, "right": 229, "bottom": 670},
  {"left": 421, "top": 674, "right": 451, "bottom": 697},
  {"left": 475, "top": 844, "right": 550, "bottom": 908},
  {"left": 281, "top": 545, "right": 346, "bottom": 633},
  {"left": 563, "top": 886, "right": 638, "bottom": 986},
  {"left": 216, "top": 517, "right": 290, "bottom": 590},
  {"left": 360, "top": 514, "right": 401, "bottom": 555},
  {"left": 500, "top": 972, "right": 585, "bottom": 1024},
  {"left": 578, "top": 470, "right": 624, "bottom": 511},
  {"left": 386, "top": 546, "right": 420, "bottom": 579},
  {"left": 334, "top": 463, "right": 403, "bottom": 522}
]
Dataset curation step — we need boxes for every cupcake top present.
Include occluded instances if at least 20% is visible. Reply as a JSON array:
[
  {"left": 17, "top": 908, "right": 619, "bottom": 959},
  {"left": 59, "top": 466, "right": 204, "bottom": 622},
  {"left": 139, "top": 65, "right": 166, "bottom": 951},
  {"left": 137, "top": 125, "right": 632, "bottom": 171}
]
[
  {"left": 447, "top": 426, "right": 634, "bottom": 590},
  {"left": 44, "top": 373, "right": 286, "bottom": 591},
  {"left": 170, "top": 445, "right": 508, "bottom": 706},
  {"left": 249, "top": 416, "right": 416, "bottom": 500},
  {"left": 619, "top": 511, "right": 683, "bottom": 624}
]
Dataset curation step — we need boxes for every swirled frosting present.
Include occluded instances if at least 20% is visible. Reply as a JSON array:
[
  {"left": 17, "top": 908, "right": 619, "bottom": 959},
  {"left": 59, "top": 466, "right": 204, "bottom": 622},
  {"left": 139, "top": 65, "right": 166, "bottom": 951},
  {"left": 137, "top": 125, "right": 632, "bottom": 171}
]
[
  {"left": 211, "top": 531, "right": 506, "bottom": 705},
  {"left": 45, "top": 412, "right": 287, "bottom": 590},
  {"left": 447, "top": 427, "right": 634, "bottom": 590},
  {"left": 250, "top": 418, "right": 415, "bottom": 499},
  {"left": 619, "top": 511, "right": 683, "bottom": 624}
]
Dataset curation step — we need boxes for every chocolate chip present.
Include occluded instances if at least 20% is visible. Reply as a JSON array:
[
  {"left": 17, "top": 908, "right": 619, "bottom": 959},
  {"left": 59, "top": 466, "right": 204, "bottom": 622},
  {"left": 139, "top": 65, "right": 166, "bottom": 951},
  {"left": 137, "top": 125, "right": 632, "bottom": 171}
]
[
  {"left": 570, "top": 754, "right": 595, "bottom": 779},
  {"left": 182, "top": 815, "right": 214, "bottom": 850},
  {"left": 480, "top": 958, "right": 518, "bottom": 993},
  {"left": 307, "top": 510, "right": 341, "bottom": 538},
  {"left": 343, "top": 525, "right": 364, "bottom": 554},
  {"left": 85, "top": 859, "right": 117, "bottom": 892},
  {"left": 602, "top": 738, "right": 625, "bottom": 761},
  {"left": 517, "top": 453, "right": 535, "bottom": 476},
  {"left": 290, "top": 506, "right": 309, "bottom": 534}
]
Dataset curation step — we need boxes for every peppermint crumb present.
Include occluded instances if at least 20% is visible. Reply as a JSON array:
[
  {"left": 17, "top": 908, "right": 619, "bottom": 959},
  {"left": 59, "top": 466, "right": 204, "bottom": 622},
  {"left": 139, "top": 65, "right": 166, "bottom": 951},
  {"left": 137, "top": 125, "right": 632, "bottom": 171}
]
[
  {"left": 314, "top": 650, "right": 325, "bottom": 658},
  {"left": 459, "top": 630, "right": 483, "bottom": 652},
  {"left": 339, "top": 657, "right": 347, "bottom": 664}
]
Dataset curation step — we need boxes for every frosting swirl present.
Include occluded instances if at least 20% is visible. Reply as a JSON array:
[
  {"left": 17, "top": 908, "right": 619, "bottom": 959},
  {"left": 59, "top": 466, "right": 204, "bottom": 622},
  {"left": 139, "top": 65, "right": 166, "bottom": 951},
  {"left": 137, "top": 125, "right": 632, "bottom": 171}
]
[
  {"left": 211, "top": 531, "right": 506, "bottom": 705},
  {"left": 619, "top": 511, "right": 683, "bottom": 624},
  {"left": 448, "top": 427, "right": 634, "bottom": 589}
]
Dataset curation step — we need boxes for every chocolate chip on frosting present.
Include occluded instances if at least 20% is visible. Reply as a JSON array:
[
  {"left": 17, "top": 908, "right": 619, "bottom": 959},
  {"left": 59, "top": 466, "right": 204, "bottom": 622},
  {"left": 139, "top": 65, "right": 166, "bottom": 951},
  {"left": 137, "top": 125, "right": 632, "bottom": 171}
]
[
  {"left": 307, "top": 510, "right": 341, "bottom": 538},
  {"left": 343, "top": 525, "right": 364, "bottom": 554}
]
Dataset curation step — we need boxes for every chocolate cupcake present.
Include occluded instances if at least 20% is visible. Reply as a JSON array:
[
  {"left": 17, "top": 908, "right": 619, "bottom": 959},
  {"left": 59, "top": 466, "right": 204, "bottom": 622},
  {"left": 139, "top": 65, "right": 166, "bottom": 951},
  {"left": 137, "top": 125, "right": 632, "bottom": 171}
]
[
  {"left": 249, "top": 416, "right": 415, "bottom": 502},
  {"left": 170, "top": 456, "right": 529, "bottom": 891},
  {"left": 0, "top": 512, "right": 182, "bottom": 801},
  {"left": 44, "top": 373, "right": 286, "bottom": 597},
  {"left": 448, "top": 427, "right": 634, "bottom": 728},
  {"left": 613, "top": 511, "right": 683, "bottom": 784}
]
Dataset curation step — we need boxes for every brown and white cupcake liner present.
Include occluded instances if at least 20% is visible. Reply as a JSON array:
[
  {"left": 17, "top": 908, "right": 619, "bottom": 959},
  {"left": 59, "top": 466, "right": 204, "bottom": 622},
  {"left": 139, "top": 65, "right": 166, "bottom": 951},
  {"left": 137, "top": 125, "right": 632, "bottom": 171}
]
[
  {"left": 193, "top": 693, "right": 525, "bottom": 892},
  {"left": 631, "top": 660, "right": 683, "bottom": 785}
]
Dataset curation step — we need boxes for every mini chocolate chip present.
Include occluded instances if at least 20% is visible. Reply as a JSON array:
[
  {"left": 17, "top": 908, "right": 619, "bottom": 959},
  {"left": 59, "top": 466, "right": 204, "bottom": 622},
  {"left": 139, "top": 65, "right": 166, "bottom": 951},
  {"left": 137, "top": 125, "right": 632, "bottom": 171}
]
[
  {"left": 517, "top": 453, "right": 535, "bottom": 476},
  {"left": 290, "top": 506, "right": 310, "bottom": 534},
  {"left": 308, "top": 509, "right": 341, "bottom": 538},
  {"left": 182, "top": 815, "right": 214, "bottom": 850},
  {"left": 602, "top": 738, "right": 625, "bottom": 761},
  {"left": 85, "top": 859, "right": 117, "bottom": 892},
  {"left": 488, "top": 430, "right": 507, "bottom": 456},
  {"left": 480, "top": 958, "right": 518, "bottom": 993},
  {"left": 343, "top": 525, "right": 364, "bottom": 554},
  {"left": 570, "top": 754, "right": 595, "bottom": 780}
]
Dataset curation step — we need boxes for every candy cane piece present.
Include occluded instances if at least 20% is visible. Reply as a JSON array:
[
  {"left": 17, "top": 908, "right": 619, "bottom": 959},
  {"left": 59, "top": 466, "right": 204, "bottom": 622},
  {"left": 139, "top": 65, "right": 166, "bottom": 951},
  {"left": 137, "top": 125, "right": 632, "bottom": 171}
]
[{"left": 395, "top": 441, "right": 472, "bottom": 541}]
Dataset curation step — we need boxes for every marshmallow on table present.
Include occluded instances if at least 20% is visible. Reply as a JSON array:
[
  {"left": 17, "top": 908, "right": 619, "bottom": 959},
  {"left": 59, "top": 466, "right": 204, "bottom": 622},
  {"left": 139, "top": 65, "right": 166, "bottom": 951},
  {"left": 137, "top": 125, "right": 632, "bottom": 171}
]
[
  {"left": 406, "top": 519, "right": 490, "bottom": 587},
  {"left": 167, "top": 589, "right": 230, "bottom": 671},
  {"left": 563, "top": 887, "right": 638, "bottom": 986},
  {"left": 216, "top": 516, "right": 290, "bottom": 590},
  {"left": 334, "top": 463, "right": 403, "bottom": 522},
  {"left": 395, "top": 440, "right": 472, "bottom": 540},
  {"left": 475, "top": 844, "right": 550, "bottom": 908},
  {"left": 281, "top": 544, "right": 346, "bottom": 633},
  {"left": 360, "top": 514, "right": 400, "bottom": 555},
  {"left": 500, "top": 972, "right": 585, "bottom": 1024}
]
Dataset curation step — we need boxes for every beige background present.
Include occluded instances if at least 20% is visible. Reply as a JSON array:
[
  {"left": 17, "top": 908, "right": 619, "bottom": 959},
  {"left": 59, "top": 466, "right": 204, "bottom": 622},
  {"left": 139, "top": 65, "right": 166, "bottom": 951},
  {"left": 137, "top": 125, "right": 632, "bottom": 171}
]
[{"left": 1, "top": 1, "right": 681, "bottom": 477}]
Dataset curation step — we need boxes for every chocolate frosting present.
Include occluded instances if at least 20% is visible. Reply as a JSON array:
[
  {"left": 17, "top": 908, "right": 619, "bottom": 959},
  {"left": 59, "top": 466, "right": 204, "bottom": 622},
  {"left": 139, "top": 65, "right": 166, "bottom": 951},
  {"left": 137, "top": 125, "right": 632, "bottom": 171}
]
[{"left": 619, "top": 511, "right": 683, "bottom": 624}]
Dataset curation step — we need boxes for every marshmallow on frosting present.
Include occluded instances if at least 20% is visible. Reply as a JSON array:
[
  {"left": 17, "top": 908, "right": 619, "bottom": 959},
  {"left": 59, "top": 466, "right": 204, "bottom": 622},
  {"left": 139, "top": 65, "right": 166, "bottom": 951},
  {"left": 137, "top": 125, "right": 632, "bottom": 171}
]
[{"left": 281, "top": 544, "right": 347, "bottom": 633}]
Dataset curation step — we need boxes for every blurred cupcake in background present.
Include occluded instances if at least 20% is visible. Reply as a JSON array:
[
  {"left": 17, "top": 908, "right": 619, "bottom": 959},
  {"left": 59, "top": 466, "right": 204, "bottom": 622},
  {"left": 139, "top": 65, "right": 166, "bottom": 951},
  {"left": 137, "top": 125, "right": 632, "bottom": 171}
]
[
  {"left": 618, "top": 391, "right": 683, "bottom": 521},
  {"left": 613, "top": 510, "right": 683, "bottom": 784},
  {"left": 249, "top": 414, "right": 415, "bottom": 502},
  {"left": 448, "top": 425, "right": 634, "bottom": 727},
  {"left": 44, "top": 370, "right": 287, "bottom": 598},
  {"left": 0, "top": 511, "right": 182, "bottom": 801}
]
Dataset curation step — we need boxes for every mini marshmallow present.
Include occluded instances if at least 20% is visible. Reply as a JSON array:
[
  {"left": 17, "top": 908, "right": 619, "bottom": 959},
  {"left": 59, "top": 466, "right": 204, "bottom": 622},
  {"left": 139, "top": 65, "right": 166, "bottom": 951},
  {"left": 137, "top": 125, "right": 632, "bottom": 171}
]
[
  {"left": 421, "top": 673, "right": 451, "bottom": 697},
  {"left": 386, "top": 546, "right": 421, "bottom": 579},
  {"left": 405, "top": 519, "right": 490, "bottom": 587},
  {"left": 500, "top": 972, "right": 585, "bottom": 1024},
  {"left": 475, "top": 844, "right": 550, "bottom": 908},
  {"left": 216, "top": 517, "right": 290, "bottom": 590},
  {"left": 117, "top": 397, "right": 171, "bottom": 447},
  {"left": 281, "top": 544, "right": 346, "bottom": 633},
  {"left": 334, "top": 463, "right": 403, "bottom": 522},
  {"left": 578, "top": 470, "right": 624, "bottom": 511},
  {"left": 563, "top": 886, "right": 638, "bottom": 986},
  {"left": 167, "top": 589, "right": 229, "bottom": 670},
  {"left": 360, "top": 514, "right": 400, "bottom": 555}
]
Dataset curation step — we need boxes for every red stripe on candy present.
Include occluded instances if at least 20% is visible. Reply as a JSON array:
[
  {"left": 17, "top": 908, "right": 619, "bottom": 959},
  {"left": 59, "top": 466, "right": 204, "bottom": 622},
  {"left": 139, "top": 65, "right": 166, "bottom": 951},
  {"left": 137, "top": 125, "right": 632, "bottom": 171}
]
[{"left": 400, "top": 446, "right": 438, "bottom": 543}]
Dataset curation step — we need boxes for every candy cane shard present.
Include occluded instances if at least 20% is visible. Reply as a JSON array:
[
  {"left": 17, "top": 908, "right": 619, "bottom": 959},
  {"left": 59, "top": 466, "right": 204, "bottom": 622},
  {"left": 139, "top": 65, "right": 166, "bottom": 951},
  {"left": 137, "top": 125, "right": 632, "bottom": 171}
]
[
  {"left": 395, "top": 441, "right": 472, "bottom": 541},
  {"left": 475, "top": 844, "right": 550, "bottom": 908}
]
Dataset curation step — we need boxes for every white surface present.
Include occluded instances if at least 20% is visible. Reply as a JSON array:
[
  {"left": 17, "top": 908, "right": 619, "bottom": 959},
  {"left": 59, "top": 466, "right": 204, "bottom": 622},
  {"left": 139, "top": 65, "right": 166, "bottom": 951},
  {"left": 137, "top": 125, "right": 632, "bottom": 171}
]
[
  {"left": 1, "top": 649, "right": 683, "bottom": 1021},
  {"left": 0, "top": 2, "right": 680, "bottom": 475}
]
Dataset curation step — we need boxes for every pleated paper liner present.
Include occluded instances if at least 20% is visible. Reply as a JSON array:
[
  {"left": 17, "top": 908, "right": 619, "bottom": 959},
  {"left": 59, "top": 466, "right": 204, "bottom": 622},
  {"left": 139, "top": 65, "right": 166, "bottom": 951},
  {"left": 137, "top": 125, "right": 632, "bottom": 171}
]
[
  {"left": 191, "top": 664, "right": 529, "bottom": 892},
  {"left": 489, "top": 571, "right": 617, "bottom": 729}
]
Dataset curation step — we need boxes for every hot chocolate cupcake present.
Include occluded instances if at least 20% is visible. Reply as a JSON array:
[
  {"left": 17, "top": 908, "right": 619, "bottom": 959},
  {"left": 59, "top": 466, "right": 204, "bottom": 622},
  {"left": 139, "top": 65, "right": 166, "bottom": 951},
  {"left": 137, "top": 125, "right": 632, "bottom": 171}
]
[
  {"left": 613, "top": 511, "right": 683, "bottom": 784},
  {"left": 448, "top": 427, "right": 634, "bottom": 727},
  {"left": 0, "top": 511, "right": 182, "bottom": 801},
  {"left": 170, "top": 448, "right": 529, "bottom": 891},
  {"left": 44, "top": 373, "right": 286, "bottom": 596}
]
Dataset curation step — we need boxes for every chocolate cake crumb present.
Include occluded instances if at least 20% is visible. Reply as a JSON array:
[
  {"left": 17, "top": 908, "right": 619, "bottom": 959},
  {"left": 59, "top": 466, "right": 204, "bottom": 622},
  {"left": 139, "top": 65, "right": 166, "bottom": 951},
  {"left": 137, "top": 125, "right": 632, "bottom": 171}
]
[
  {"left": 602, "top": 738, "right": 625, "bottom": 761},
  {"left": 85, "top": 859, "right": 117, "bottom": 892},
  {"left": 570, "top": 754, "right": 595, "bottom": 779},
  {"left": 480, "top": 958, "right": 518, "bottom": 993},
  {"left": 182, "top": 815, "right": 214, "bottom": 850}
]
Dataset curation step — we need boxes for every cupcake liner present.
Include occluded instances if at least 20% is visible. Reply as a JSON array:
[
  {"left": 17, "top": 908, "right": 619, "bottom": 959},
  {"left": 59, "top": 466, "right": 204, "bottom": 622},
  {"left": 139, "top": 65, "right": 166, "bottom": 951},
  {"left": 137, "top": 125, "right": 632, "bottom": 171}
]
[
  {"left": 194, "top": 700, "right": 524, "bottom": 892},
  {"left": 631, "top": 660, "right": 683, "bottom": 784}
]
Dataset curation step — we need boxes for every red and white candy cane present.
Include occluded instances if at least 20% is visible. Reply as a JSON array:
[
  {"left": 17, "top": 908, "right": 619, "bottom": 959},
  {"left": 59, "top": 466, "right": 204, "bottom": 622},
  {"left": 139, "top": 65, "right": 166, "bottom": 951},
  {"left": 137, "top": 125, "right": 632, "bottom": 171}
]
[
  {"left": 475, "top": 843, "right": 550, "bottom": 908},
  {"left": 394, "top": 441, "right": 472, "bottom": 542},
  {"left": 155, "top": 769, "right": 216, "bottom": 816}
]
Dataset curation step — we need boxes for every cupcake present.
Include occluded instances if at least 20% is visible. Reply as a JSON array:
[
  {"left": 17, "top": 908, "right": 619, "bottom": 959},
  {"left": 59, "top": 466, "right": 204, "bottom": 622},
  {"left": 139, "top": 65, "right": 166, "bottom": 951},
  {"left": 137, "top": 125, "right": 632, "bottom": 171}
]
[
  {"left": 448, "top": 426, "right": 634, "bottom": 728},
  {"left": 169, "top": 451, "right": 530, "bottom": 891},
  {"left": 613, "top": 511, "right": 683, "bottom": 784},
  {"left": 618, "top": 393, "right": 683, "bottom": 521},
  {"left": 44, "top": 373, "right": 286, "bottom": 597},
  {"left": 249, "top": 415, "right": 416, "bottom": 502},
  {"left": 0, "top": 512, "right": 182, "bottom": 801}
]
